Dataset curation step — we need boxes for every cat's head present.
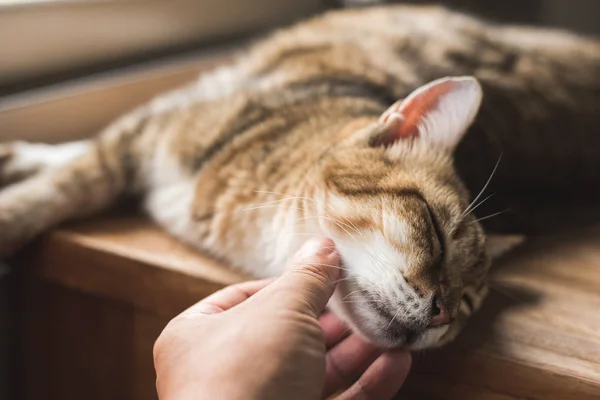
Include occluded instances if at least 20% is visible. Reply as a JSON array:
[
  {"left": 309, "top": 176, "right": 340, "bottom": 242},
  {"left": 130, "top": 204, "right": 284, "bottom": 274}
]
[{"left": 316, "top": 76, "right": 520, "bottom": 349}]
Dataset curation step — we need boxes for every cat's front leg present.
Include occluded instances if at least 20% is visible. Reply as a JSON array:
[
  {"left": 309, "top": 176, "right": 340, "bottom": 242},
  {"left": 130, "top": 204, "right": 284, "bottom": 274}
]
[
  {"left": 0, "top": 140, "right": 90, "bottom": 188},
  {"left": 0, "top": 142, "right": 30, "bottom": 187},
  {"left": 0, "top": 138, "right": 132, "bottom": 258}
]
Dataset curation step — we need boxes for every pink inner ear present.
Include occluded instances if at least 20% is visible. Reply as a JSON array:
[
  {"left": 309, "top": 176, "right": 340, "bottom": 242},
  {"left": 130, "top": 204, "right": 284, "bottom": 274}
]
[{"left": 376, "top": 80, "right": 460, "bottom": 146}]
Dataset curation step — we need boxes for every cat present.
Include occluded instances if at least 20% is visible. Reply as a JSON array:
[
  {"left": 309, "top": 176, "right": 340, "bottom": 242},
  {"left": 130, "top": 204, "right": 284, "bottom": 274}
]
[{"left": 1, "top": 5, "right": 599, "bottom": 350}]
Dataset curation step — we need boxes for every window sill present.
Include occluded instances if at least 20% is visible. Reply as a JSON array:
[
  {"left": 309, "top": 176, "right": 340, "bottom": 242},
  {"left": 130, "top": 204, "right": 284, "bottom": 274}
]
[
  {"left": 0, "top": 44, "right": 239, "bottom": 143},
  {"left": 11, "top": 213, "right": 600, "bottom": 399}
]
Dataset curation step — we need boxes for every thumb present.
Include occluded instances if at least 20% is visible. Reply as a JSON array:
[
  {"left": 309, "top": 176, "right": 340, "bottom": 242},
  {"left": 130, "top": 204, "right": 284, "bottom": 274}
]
[{"left": 261, "top": 237, "right": 341, "bottom": 318}]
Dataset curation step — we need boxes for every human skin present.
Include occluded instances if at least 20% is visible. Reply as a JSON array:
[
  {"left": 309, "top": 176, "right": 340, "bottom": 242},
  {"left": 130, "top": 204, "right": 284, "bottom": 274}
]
[{"left": 153, "top": 237, "right": 412, "bottom": 400}]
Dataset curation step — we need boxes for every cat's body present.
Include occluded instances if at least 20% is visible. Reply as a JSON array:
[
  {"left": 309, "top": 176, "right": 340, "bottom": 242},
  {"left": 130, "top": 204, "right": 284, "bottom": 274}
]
[{"left": 1, "top": 5, "right": 599, "bottom": 349}]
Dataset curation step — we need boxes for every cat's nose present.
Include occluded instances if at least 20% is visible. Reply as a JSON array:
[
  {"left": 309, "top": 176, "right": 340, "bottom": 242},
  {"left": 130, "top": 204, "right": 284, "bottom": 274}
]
[{"left": 429, "top": 295, "right": 452, "bottom": 327}]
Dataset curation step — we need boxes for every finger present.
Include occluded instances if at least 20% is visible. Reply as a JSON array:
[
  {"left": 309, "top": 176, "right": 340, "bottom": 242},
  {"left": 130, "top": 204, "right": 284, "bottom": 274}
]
[
  {"left": 335, "top": 349, "right": 412, "bottom": 400},
  {"left": 260, "top": 237, "right": 340, "bottom": 318},
  {"left": 319, "top": 311, "right": 351, "bottom": 349},
  {"left": 322, "top": 334, "right": 381, "bottom": 398},
  {"left": 186, "top": 278, "right": 276, "bottom": 315}
]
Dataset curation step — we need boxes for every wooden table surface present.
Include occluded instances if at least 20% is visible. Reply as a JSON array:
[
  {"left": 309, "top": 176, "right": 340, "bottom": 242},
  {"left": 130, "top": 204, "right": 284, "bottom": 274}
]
[{"left": 20, "top": 213, "right": 600, "bottom": 400}]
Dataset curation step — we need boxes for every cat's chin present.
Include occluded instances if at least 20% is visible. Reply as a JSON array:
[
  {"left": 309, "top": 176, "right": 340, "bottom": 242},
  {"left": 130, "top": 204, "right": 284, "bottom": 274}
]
[
  {"left": 403, "top": 325, "right": 450, "bottom": 351},
  {"left": 327, "top": 288, "right": 451, "bottom": 351}
]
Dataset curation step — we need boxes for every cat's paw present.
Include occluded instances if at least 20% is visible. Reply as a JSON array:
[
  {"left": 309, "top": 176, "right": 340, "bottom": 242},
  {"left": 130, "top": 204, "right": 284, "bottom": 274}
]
[
  {"left": 1, "top": 140, "right": 91, "bottom": 189},
  {"left": 0, "top": 142, "right": 16, "bottom": 186},
  {"left": 0, "top": 178, "right": 41, "bottom": 259},
  {"left": 0, "top": 143, "right": 10, "bottom": 161},
  {"left": 0, "top": 194, "right": 40, "bottom": 259},
  {"left": 0, "top": 142, "right": 40, "bottom": 188},
  {"left": 0, "top": 143, "right": 14, "bottom": 184}
]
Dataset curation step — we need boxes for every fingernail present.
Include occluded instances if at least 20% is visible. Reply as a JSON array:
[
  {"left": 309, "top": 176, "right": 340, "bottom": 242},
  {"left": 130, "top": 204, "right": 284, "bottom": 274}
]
[{"left": 299, "top": 237, "right": 335, "bottom": 258}]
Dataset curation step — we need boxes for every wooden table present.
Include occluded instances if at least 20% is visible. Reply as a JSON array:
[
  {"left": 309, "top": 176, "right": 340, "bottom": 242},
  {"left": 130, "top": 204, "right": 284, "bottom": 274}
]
[{"left": 12, "top": 213, "right": 600, "bottom": 400}]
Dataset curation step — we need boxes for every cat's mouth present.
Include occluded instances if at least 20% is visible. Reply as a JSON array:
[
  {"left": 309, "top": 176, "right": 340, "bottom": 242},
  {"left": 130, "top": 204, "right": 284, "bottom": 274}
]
[
  {"left": 382, "top": 321, "right": 450, "bottom": 350},
  {"left": 330, "top": 281, "right": 452, "bottom": 350},
  {"left": 370, "top": 307, "right": 450, "bottom": 350}
]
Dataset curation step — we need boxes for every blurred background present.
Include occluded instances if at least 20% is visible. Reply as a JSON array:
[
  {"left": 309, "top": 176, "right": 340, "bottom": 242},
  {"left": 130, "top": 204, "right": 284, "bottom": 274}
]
[
  {"left": 0, "top": 0, "right": 598, "bottom": 97},
  {"left": 0, "top": 0, "right": 598, "bottom": 398}
]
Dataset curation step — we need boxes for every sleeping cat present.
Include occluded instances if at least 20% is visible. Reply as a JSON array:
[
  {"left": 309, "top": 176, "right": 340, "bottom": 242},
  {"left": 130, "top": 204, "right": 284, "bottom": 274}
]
[{"left": 1, "top": 5, "right": 599, "bottom": 350}]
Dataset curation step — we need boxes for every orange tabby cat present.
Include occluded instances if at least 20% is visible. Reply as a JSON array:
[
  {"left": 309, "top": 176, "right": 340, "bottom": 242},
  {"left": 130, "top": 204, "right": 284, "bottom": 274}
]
[{"left": 1, "top": 5, "right": 598, "bottom": 349}]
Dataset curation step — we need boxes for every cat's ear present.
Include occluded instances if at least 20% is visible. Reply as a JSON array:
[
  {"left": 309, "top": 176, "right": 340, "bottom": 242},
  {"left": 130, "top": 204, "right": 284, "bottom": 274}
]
[
  {"left": 372, "top": 76, "right": 482, "bottom": 151},
  {"left": 485, "top": 234, "right": 526, "bottom": 260}
]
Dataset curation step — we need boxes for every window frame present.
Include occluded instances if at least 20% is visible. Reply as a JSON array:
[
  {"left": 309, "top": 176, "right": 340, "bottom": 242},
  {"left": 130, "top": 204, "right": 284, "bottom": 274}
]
[{"left": 0, "top": 0, "right": 326, "bottom": 93}]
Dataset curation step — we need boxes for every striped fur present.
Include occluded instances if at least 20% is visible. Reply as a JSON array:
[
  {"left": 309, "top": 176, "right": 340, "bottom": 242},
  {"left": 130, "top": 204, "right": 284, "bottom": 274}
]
[{"left": 1, "top": 5, "right": 598, "bottom": 349}]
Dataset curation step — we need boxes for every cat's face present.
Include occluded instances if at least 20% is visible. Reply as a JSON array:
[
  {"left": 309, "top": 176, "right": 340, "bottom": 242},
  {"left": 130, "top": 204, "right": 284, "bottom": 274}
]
[
  {"left": 316, "top": 77, "right": 502, "bottom": 349},
  {"left": 319, "top": 150, "right": 489, "bottom": 349}
]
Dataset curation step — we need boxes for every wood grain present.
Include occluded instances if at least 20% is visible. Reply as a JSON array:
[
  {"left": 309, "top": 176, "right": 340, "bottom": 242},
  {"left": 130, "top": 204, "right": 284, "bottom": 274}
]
[
  {"left": 21, "top": 214, "right": 247, "bottom": 317},
  {"left": 13, "top": 215, "right": 600, "bottom": 400},
  {"left": 18, "top": 279, "right": 166, "bottom": 400}
]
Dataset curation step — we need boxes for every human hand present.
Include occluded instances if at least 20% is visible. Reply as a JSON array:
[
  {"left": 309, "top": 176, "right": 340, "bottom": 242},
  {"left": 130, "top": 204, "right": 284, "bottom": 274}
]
[{"left": 153, "top": 237, "right": 412, "bottom": 400}]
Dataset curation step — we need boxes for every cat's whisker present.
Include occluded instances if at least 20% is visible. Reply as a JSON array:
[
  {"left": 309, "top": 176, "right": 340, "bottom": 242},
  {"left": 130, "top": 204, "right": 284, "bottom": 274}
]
[
  {"left": 326, "top": 215, "right": 363, "bottom": 236},
  {"left": 246, "top": 195, "right": 366, "bottom": 249},
  {"left": 253, "top": 190, "right": 317, "bottom": 204},
  {"left": 364, "top": 251, "right": 378, "bottom": 268},
  {"left": 296, "top": 215, "right": 362, "bottom": 244},
  {"left": 341, "top": 292, "right": 363, "bottom": 300},
  {"left": 462, "top": 153, "right": 502, "bottom": 218},
  {"left": 243, "top": 198, "right": 301, "bottom": 209},
  {"left": 252, "top": 196, "right": 298, "bottom": 205},
  {"left": 469, "top": 208, "right": 510, "bottom": 224},
  {"left": 309, "top": 262, "right": 351, "bottom": 272},
  {"left": 343, "top": 289, "right": 362, "bottom": 300},
  {"left": 333, "top": 277, "right": 355, "bottom": 285},
  {"left": 368, "top": 246, "right": 394, "bottom": 272},
  {"left": 371, "top": 249, "right": 393, "bottom": 275},
  {"left": 339, "top": 215, "right": 367, "bottom": 239},
  {"left": 378, "top": 248, "right": 396, "bottom": 267},
  {"left": 241, "top": 204, "right": 306, "bottom": 212},
  {"left": 343, "top": 297, "right": 388, "bottom": 305},
  {"left": 343, "top": 300, "right": 368, "bottom": 304},
  {"left": 386, "top": 305, "right": 404, "bottom": 330},
  {"left": 243, "top": 191, "right": 319, "bottom": 217},
  {"left": 365, "top": 249, "right": 387, "bottom": 272},
  {"left": 242, "top": 195, "right": 315, "bottom": 211},
  {"left": 296, "top": 210, "right": 363, "bottom": 237},
  {"left": 462, "top": 193, "right": 494, "bottom": 218}
]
